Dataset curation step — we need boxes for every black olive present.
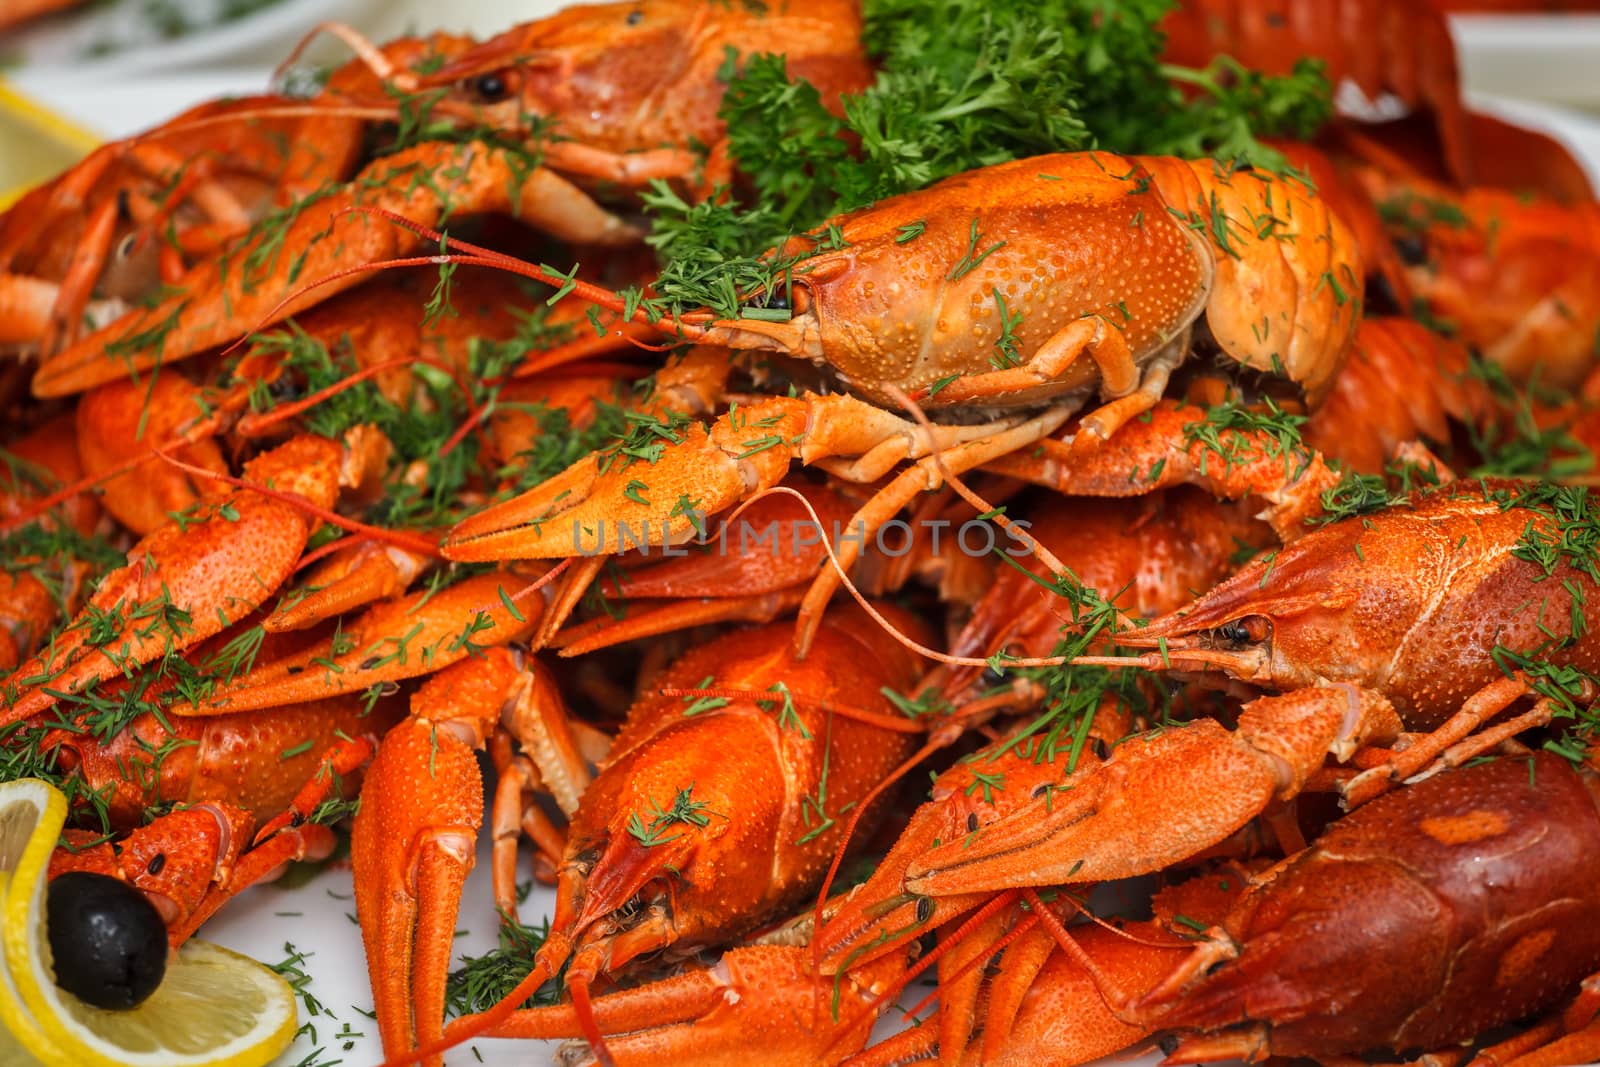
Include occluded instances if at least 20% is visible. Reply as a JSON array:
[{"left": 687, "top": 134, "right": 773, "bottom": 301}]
[
  {"left": 473, "top": 72, "right": 510, "bottom": 102},
  {"left": 46, "top": 872, "right": 167, "bottom": 1010}
]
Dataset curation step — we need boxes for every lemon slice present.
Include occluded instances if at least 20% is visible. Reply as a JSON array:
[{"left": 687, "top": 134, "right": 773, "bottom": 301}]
[
  {"left": 0, "top": 779, "right": 299, "bottom": 1067},
  {"left": 0, "top": 778, "right": 72, "bottom": 1066}
]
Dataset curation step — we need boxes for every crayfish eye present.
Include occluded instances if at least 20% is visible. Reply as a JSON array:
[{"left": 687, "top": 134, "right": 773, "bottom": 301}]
[
  {"left": 1214, "top": 616, "right": 1270, "bottom": 648},
  {"left": 471, "top": 70, "right": 513, "bottom": 103},
  {"left": 626, "top": 9, "right": 644, "bottom": 25}
]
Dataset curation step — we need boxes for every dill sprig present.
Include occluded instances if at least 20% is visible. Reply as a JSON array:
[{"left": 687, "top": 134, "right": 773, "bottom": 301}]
[
  {"left": 1311, "top": 460, "right": 1443, "bottom": 527},
  {"left": 1465, "top": 357, "right": 1594, "bottom": 481},
  {"left": 1181, "top": 397, "right": 1313, "bottom": 479},
  {"left": 626, "top": 785, "right": 723, "bottom": 848},
  {"left": 235, "top": 296, "right": 572, "bottom": 530},
  {"left": 999, "top": 558, "right": 1153, "bottom": 770},
  {"left": 635, "top": 0, "right": 1333, "bottom": 318},
  {"left": 443, "top": 914, "right": 560, "bottom": 1018},
  {"left": 1499, "top": 482, "right": 1600, "bottom": 587}
]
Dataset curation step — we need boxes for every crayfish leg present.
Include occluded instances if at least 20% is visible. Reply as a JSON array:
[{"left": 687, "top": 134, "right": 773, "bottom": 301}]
[
  {"left": 794, "top": 403, "right": 1075, "bottom": 656},
  {"left": 1341, "top": 675, "right": 1574, "bottom": 808},
  {"left": 922, "top": 313, "right": 1143, "bottom": 407}
]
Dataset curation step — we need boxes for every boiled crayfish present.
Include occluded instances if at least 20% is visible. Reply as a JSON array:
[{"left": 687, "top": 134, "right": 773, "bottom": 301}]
[{"left": 5, "top": 3, "right": 1600, "bottom": 1067}]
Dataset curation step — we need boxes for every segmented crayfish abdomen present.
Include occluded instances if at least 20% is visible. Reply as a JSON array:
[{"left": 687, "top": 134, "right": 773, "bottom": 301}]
[
  {"left": 1140, "top": 155, "right": 1364, "bottom": 405},
  {"left": 1158, "top": 0, "right": 1468, "bottom": 182},
  {"left": 1156, "top": 753, "right": 1600, "bottom": 1056}
]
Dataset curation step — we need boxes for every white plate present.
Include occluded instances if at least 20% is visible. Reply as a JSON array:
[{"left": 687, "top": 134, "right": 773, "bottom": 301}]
[
  {"left": 4, "top": 70, "right": 279, "bottom": 140},
  {"left": 1453, "top": 14, "right": 1600, "bottom": 109},
  {"left": 0, "top": 0, "right": 384, "bottom": 79}
]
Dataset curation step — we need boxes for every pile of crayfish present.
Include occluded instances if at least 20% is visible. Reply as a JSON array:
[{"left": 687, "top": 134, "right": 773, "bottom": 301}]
[{"left": 11, "top": 0, "right": 1600, "bottom": 1064}]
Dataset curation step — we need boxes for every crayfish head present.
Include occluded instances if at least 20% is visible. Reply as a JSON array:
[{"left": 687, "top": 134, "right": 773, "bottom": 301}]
[
  {"left": 553, "top": 741, "right": 753, "bottom": 974},
  {"left": 563, "top": 822, "right": 693, "bottom": 949},
  {"left": 419, "top": 0, "right": 871, "bottom": 152},
  {"left": 1131, "top": 531, "right": 1368, "bottom": 694},
  {"left": 415, "top": 1, "right": 734, "bottom": 142},
  {"left": 48, "top": 804, "right": 250, "bottom": 941},
  {"left": 415, "top": 4, "right": 635, "bottom": 133}
]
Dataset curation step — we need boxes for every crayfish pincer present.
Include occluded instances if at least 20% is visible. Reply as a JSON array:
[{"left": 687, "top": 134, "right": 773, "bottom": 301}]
[
  {"left": 1139, "top": 751, "right": 1600, "bottom": 1063},
  {"left": 906, "top": 479, "right": 1600, "bottom": 895},
  {"left": 0, "top": 428, "right": 393, "bottom": 726},
  {"left": 359, "top": 603, "right": 930, "bottom": 1066}
]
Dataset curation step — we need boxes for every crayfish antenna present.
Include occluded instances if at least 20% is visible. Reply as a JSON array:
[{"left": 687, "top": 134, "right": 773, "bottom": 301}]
[
  {"left": 346, "top": 210, "right": 666, "bottom": 324},
  {"left": 278, "top": 21, "right": 407, "bottom": 88}
]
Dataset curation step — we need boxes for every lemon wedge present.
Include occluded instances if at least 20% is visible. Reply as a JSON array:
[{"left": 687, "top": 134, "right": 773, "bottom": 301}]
[{"left": 0, "top": 778, "right": 299, "bottom": 1067}]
